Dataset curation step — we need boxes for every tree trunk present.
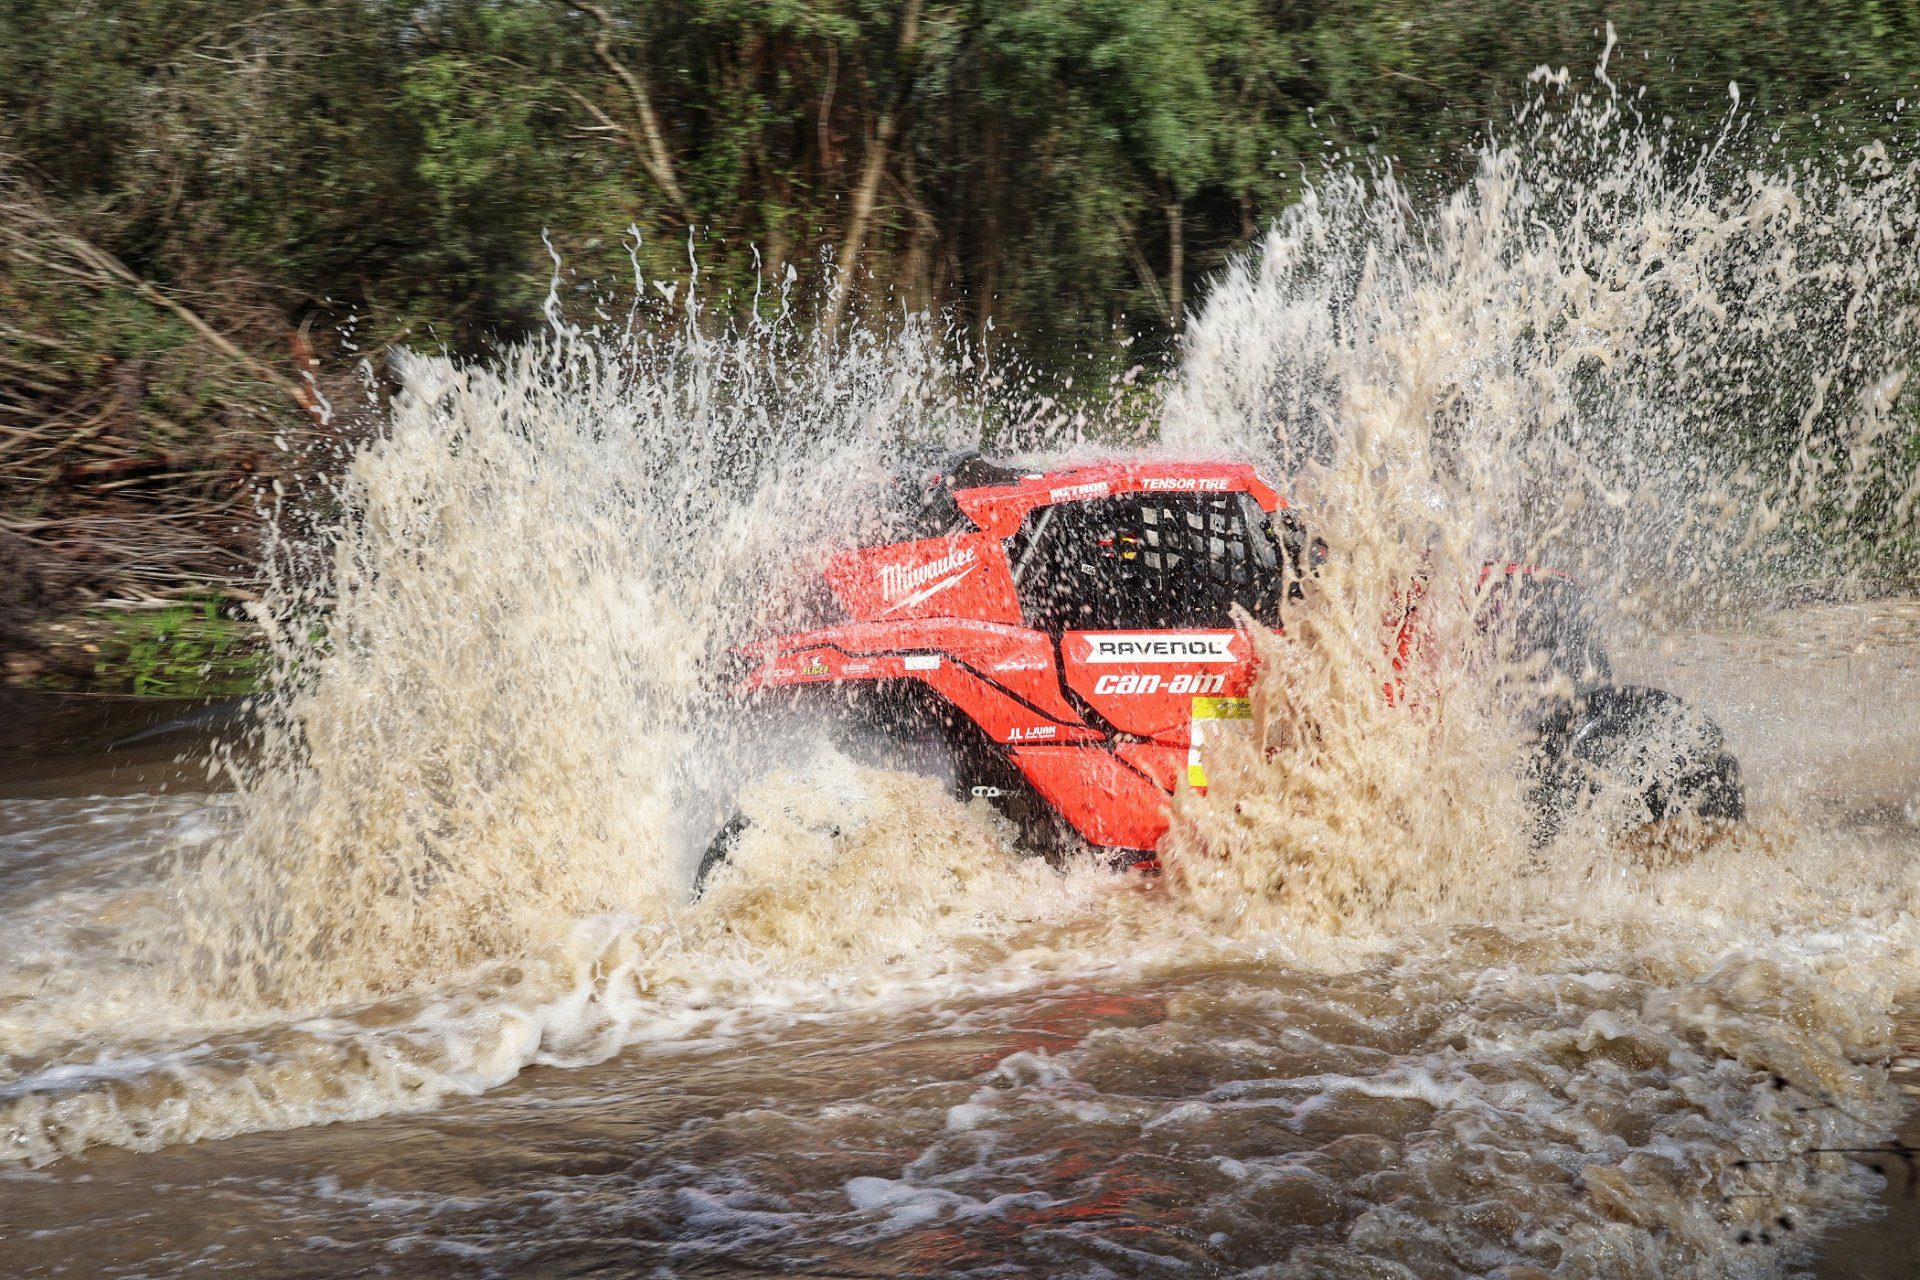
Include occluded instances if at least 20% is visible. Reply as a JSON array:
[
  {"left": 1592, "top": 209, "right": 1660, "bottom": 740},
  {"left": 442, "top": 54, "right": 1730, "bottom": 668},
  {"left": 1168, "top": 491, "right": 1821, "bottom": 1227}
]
[
  {"left": 978, "top": 124, "right": 1001, "bottom": 355},
  {"left": 823, "top": 0, "right": 924, "bottom": 339},
  {"left": 566, "top": 1, "right": 695, "bottom": 226},
  {"left": 894, "top": 156, "right": 936, "bottom": 313},
  {"left": 1113, "top": 211, "right": 1171, "bottom": 326},
  {"left": 1166, "top": 198, "right": 1185, "bottom": 333}
]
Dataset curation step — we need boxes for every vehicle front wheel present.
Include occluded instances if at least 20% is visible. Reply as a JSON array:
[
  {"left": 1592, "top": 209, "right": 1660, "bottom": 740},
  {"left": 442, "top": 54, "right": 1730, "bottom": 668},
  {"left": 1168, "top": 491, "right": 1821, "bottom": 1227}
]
[{"left": 694, "top": 812, "right": 753, "bottom": 896}]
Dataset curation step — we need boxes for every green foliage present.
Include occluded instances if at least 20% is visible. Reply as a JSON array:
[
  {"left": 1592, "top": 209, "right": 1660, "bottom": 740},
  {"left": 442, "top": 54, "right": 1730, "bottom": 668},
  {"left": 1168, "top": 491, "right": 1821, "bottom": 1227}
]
[
  {"left": 72, "top": 601, "right": 262, "bottom": 697},
  {"left": 6, "top": 0, "right": 1917, "bottom": 359},
  {"left": 3, "top": 0, "right": 1916, "bottom": 689}
]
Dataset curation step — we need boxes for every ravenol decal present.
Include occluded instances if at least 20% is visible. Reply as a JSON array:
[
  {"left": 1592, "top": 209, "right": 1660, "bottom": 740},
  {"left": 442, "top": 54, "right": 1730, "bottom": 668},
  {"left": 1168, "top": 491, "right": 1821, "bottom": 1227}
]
[
  {"left": 879, "top": 545, "right": 978, "bottom": 614},
  {"left": 1082, "top": 634, "right": 1236, "bottom": 664},
  {"left": 1187, "top": 696, "right": 1253, "bottom": 789}
]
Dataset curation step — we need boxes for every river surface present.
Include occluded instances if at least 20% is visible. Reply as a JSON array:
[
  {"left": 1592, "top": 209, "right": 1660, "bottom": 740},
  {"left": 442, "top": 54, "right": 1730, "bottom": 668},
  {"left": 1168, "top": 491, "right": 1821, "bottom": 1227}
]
[{"left": 2, "top": 600, "right": 1916, "bottom": 1279}]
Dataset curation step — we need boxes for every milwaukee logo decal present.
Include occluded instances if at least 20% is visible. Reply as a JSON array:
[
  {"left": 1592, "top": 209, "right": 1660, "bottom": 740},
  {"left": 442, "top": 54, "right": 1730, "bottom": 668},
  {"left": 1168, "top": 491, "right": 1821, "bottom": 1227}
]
[
  {"left": 1082, "top": 633, "right": 1236, "bottom": 663},
  {"left": 880, "top": 546, "right": 977, "bottom": 614}
]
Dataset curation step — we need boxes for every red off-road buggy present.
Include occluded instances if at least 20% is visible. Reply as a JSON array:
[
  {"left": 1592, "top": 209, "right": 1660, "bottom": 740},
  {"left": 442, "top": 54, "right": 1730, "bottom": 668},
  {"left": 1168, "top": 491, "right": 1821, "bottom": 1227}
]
[{"left": 698, "top": 456, "right": 1741, "bottom": 889}]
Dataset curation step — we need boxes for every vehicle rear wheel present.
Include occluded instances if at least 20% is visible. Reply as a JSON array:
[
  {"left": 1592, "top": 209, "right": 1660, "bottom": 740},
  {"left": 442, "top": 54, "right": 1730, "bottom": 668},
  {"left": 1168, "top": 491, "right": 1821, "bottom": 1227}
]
[{"left": 1529, "top": 684, "right": 1744, "bottom": 843}]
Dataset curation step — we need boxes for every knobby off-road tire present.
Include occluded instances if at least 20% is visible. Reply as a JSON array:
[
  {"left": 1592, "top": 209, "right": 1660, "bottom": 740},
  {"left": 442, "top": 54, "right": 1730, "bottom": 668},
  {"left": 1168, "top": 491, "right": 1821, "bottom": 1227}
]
[
  {"left": 690, "top": 683, "right": 1066, "bottom": 898},
  {"left": 1529, "top": 684, "right": 1744, "bottom": 844}
]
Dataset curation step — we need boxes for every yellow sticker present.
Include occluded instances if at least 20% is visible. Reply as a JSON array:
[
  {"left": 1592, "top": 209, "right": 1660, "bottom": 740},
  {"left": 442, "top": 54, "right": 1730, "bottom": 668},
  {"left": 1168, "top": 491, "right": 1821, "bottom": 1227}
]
[{"left": 1187, "top": 696, "right": 1253, "bottom": 789}]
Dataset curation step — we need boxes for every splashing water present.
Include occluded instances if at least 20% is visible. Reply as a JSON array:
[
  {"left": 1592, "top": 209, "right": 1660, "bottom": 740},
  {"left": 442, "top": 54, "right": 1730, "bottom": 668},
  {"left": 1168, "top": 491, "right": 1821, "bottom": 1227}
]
[
  {"left": 163, "top": 322, "right": 991, "bottom": 1010},
  {"left": 1160, "top": 82, "right": 1920, "bottom": 934},
  {"left": 4, "top": 73, "right": 1920, "bottom": 1279}
]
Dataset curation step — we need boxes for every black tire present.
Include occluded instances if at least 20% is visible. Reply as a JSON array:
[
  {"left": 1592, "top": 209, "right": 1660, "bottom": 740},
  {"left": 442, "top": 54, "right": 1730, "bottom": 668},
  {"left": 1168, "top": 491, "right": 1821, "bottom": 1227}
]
[
  {"left": 1529, "top": 684, "right": 1744, "bottom": 843},
  {"left": 691, "top": 680, "right": 1067, "bottom": 896},
  {"left": 694, "top": 812, "right": 752, "bottom": 896}
]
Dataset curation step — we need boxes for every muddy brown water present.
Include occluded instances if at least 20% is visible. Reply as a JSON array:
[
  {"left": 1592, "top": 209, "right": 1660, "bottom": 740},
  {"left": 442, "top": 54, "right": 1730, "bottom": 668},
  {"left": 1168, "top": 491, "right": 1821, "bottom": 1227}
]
[{"left": 2, "top": 602, "right": 1917, "bottom": 1279}]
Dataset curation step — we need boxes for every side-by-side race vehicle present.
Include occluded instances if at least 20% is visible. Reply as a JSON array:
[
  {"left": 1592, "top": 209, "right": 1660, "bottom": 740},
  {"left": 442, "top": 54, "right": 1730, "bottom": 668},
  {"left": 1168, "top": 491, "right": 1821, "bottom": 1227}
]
[{"left": 698, "top": 455, "right": 1742, "bottom": 889}]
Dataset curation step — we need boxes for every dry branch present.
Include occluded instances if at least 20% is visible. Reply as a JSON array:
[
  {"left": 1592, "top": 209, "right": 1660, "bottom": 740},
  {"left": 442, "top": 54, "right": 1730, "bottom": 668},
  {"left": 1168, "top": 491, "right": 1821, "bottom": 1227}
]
[
  {"left": 562, "top": 0, "right": 695, "bottom": 225},
  {"left": 823, "top": 0, "right": 925, "bottom": 338},
  {"left": 0, "top": 172, "right": 321, "bottom": 656},
  {"left": 0, "top": 196, "right": 307, "bottom": 406}
]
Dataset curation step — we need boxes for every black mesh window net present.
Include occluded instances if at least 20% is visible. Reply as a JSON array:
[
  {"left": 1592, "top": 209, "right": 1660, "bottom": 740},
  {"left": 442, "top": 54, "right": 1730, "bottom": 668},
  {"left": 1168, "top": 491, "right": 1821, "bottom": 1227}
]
[{"left": 1010, "top": 493, "right": 1285, "bottom": 631}]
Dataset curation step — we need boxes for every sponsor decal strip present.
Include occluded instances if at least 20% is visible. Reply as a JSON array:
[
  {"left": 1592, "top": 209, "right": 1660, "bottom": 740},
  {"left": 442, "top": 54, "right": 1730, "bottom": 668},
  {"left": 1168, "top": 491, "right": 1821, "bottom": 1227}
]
[
  {"left": 1081, "top": 633, "right": 1238, "bottom": 663},
  {"left": 1188, "top": 695, "right": 1254, "bottom": 789},
  {"left": 1143, "top": 476, "right": 1234, "bottom": 492},
  {"left": 1093, "top": 672, "right": 1229, "bottom": 695},
  {"left": 880, "top": 565, "right": 976, "bottom": 615}
]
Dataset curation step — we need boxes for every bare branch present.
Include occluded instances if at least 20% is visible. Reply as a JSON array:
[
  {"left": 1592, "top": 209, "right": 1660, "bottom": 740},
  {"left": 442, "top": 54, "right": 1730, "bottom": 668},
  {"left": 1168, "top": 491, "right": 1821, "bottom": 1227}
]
[
  {"left": 1110, "top": 212, "right": 1173, "bottom": 326},
  {"left": 561, "top": 1, "right": 695, "bottom": 224},
  {"left": 824, "top": 0, "right": 925, "bottom": 338},
  {"left": 2, "top": 193, "right": 306, "bottom": 405}
]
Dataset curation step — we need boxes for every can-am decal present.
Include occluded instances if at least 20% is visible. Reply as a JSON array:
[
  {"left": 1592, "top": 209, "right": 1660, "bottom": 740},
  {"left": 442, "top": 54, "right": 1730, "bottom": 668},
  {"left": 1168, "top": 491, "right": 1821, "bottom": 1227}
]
[
  {"left": 1093, "top": 672, "right": 1228, "bottom": 695},
  {"left": 1143, "top": 476, "right": 1234, "bottom": 492},
  {"left": 1048, "top": 481, "right": 1110, "bottom": 502},
  {"left": 879, "top": 546, "right": 977, "bottom": 614},
  {"left": 1081, "top": 634, "right": 1236, "bottom": 663}
]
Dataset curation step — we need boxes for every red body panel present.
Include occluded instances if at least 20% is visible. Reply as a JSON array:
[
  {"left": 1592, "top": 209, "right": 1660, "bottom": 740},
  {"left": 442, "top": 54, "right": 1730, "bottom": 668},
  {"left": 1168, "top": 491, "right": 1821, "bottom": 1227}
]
[
  {"left": 741, "top": 619, "right": 1102, "bottom": 745},
  {"left": 1114, "top": 742, "right": 1187, "bottom": 794},
  {"left": 825, "top": 532, "right": 1022, "bottom": 624},
  {"left": 1008, "top": 746, "right": 1174, "bottom": 849},
  {"left": 951, "top": 460, "right": 1283, "bottom": 537}
]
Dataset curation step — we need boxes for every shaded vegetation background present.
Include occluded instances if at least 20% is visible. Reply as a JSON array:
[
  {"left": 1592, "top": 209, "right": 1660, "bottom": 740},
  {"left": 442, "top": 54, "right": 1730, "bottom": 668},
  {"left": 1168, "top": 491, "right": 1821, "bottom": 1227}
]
[{"left": 2, "top": 0, "right": 1918, "bottom": 689}]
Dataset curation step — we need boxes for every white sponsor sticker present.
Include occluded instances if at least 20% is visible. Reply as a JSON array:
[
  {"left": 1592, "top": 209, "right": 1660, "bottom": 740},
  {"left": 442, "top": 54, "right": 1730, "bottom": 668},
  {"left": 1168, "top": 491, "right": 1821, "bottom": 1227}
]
[
  {"left": 1048, "top": 481, "right": 1110, "bottom": 502},
  {"left": 1081, "top": 633, "right": 1236, "bottom": 664},
  {"left": 879, "top": 545, "right": 976, "bottom": 598},
  {"left": 903, "top": 654, "right": 941, "bottom": 671}
]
